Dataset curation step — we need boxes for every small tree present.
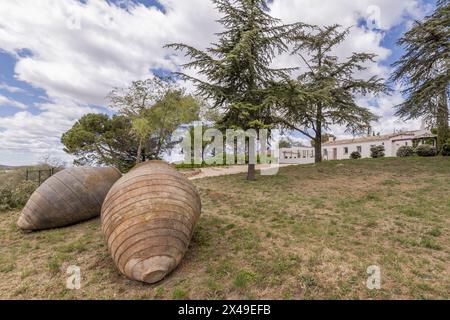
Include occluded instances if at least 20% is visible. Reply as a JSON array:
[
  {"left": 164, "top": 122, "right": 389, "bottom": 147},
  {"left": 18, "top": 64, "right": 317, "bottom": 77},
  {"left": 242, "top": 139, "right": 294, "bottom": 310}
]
[
  {"left": 61, "top": 114, "right": 137, "bottom": 172},
  {"left": 108, "top": 79, "right": 201, "bottom": 165},
  {"left": 370, "top": 145, "right": 385, "bottom": 158}
]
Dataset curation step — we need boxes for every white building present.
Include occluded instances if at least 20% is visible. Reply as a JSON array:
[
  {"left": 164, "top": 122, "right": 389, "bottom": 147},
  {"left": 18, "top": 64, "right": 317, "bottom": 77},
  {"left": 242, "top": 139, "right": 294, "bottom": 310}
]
[
  {"left": 279, "top": 146, "right": 316, "bottom": 164},
  {"left": 279, "top": 130, "right": 437, "bottom": 163}
]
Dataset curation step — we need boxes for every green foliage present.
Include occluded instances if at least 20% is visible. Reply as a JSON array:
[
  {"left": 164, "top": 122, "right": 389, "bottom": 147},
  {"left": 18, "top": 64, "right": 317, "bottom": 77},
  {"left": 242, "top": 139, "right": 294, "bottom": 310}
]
[
  {"left": 396, "top": 146, "right": 415, "bottom": 157},
  {"left": 167, "top": 0, "right": 300, "bottom": 130},
  {"left": 62, "top": 80, "right": 200, "bottom": 172},
  {"left": 441, "top": 139, "right": 450, "bottom": 156},
  {"left": 350, "top": 151, "right": 361, "bottom": 159},
  {"left": 416, "top": 144, "right": 437, "bottom": 157},
  {"left": 370, "top": 145, "right": 385, "bottom": 159},
  {"left": 391, "top": 1, "right": 449, "bottom": 150},
  {"left": 171, "top": 288, "right": 189, "bottom": 300},
  {"left": 0, "top": 180, "right": 37, "bottom": 212},
  {"left": 310, "top": 134, "right": 336, "bottom": 148},
  {"left": 279, "top": 139, "right": 293, "bottom": 149},
  {"left": 279, "top": 24, "right": 387, "bottom": 162},
  {"left": 166, "top": 0, "right": 304, "bottom": 179},
  {"left": 279, "top": 136, "right": 308, "bottom": 149},
  {"left": 61, "top": 113, "right": 136, "bottom": 172}
]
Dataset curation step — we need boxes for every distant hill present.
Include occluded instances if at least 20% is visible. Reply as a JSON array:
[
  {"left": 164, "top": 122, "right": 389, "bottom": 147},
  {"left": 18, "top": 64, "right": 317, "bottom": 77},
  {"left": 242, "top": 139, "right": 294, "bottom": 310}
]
[{"left": 0, "top": 165, "right": 29, "bottom": 170}]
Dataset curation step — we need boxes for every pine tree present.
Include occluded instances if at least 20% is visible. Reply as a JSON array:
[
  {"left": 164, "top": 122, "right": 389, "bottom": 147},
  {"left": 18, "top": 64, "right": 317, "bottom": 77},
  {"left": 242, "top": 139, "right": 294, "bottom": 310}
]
[
  {"left": 166, "top": 0, "right": 302, "bottom": 180},
  {"left": 276, "top": 25, "right": 387, "bottom": 162},
  {"left": 391, "top": 0, "right": 449, "bottom": 151}
]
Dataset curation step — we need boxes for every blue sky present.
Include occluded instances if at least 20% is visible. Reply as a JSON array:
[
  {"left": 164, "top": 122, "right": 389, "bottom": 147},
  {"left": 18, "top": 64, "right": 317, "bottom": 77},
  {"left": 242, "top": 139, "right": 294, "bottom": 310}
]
[{"left": 0, "top": 0, "right": 438, "bottom": 165}]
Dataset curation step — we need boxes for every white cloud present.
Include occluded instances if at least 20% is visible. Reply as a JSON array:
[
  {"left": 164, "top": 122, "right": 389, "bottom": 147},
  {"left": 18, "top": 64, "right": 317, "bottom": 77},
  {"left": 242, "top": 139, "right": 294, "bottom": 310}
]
[
  {"left": 0, "top": 99, "right": 97, "bottom": 165},
  {"left": 0, "top": 94, "right": 28, "bottom": 109},
  {"left": 0, "top": 0, "right": 432, "bottom": 164},
  {"left": 0, "top": 82, "right": 26, "bottom": 93}
]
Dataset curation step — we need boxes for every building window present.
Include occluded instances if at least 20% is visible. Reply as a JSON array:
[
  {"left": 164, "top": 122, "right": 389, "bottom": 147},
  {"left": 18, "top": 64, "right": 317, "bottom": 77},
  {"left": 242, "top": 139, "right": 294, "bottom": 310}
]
[
  {"left": 344, "top": 147, "right": 349, "bottom": 155},
  {"left": 405, "top": 142, "right": 408, "bottom": 146},
  {"left": 357, "top": 146, "right": 362, "bottom": 153},
  {"left": 323, "top": 149, "right": 328, "bottom": 157}
]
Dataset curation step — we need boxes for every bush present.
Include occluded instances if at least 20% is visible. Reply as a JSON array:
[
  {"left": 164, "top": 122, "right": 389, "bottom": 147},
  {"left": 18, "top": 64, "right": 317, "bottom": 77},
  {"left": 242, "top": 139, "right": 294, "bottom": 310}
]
[
  {"left": 441, "top": 140, "right": 450, "bottom": 156},
  {"left": 370, "top": 145, "right": 385, "bottom": 158},
  {"left": 396, "top": 146, "right": 415, "bottom": 157},
  {"left": 0, "top": 173, "right": 38, "bottom": 212},
  {"left": 415, "top": 144, "right": 437, "bottom": 157},
  {"left": 0, "top": 188, "right": 13, "bottom": 212},
  {"left": 350, "top": 151, "right": 361, "bottom": 159}
]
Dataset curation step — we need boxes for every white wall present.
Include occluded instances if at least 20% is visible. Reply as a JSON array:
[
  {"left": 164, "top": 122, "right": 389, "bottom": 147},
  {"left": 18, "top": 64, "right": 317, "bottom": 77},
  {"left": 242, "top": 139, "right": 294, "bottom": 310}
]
[
  {"left": 279, "top": 147, "right": 315, "bottom": 164},
  {"left": 323, "top": 137, "right": 417, "bottom": 160},
  {"left": 323, "top": 139, "right": 392, "bottom": 160},
  {"left": 280, "top": 130, "right": 431, "bottom": 163}
]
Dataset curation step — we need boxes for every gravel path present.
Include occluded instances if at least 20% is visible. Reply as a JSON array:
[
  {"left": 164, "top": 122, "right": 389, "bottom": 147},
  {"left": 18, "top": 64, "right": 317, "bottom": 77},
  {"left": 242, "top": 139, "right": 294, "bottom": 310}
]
[{"left": 188, "top": 163, "right": 294, "bottom": 180}]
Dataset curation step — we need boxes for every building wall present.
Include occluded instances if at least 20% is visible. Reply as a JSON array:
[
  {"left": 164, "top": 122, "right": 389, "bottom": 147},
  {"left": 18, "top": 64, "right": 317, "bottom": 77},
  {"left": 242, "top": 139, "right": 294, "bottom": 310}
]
[
  {"left": 279, "top": 147, "right": 315, "bottom": 164},
  {"left": 322, "top": 140, "right": 392, "bottom": 160},
  {"left": 279, "top": 130, "right": 433, "bottom": 164},
  {"left": 323, "top": 137, "right": 418, "bottom": 160}
]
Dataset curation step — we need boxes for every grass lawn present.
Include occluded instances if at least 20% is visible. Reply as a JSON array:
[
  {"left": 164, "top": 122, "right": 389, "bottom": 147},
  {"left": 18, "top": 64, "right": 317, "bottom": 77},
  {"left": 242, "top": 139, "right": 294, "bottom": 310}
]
[{"left": 0, "top": 157, "right": 449, "bottom": 299}]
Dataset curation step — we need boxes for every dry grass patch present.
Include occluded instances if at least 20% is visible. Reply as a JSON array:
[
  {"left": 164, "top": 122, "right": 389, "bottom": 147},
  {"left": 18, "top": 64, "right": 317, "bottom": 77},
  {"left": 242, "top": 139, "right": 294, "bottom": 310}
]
[{"left": 0, "top": 157, "right": 449, "bottom": 299}]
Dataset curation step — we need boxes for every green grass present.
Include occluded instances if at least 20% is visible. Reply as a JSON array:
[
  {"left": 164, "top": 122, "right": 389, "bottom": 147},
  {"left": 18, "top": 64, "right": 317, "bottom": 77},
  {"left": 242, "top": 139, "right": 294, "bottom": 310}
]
[
  {"left": 172, "top": 288, "right": 189, "bottom": 300},
  {"left": 0, "top": 157, "right": 449, "bottom": 299}
]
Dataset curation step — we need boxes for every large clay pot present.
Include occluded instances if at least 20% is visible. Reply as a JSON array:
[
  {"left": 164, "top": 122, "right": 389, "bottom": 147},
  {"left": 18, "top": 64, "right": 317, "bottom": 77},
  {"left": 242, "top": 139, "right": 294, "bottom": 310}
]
[
  {"left": 101, "top": 161, "right": 201, "bottom": 284},
  {"left": 17, "top": 167, "right": 121, "bottom": 231}
]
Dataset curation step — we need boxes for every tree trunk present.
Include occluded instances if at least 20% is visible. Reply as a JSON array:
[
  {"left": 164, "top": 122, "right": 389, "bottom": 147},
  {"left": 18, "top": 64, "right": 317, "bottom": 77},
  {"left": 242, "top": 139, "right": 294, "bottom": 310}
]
[
  {"left": 315, "top": 107, "right": 323, "bottom": 163},
  {"left": 314, "top": 136, "right": 322, "bottom": 163},
  {"left": 246, "top": 134, "right": 257, "bottom": 181},
  {"left": 437, "top": 89, "right": 449, "bottom": 152},
  {"left": 314, "top": 135, "right": 322, "bottom": 163},
  {"left": 247, "top": 164, "right": 256, "bottom": 181},
  {"left": 136, "top": 141, "right": 143, "bottom": 165}
]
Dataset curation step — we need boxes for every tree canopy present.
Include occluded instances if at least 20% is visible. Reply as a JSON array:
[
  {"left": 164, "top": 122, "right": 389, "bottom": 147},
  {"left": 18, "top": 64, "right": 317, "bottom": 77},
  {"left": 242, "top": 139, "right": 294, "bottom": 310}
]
[
  {"left": 62, "top": 79, "right": 200, "bottom": 171},
  {"left": 275, "top": 24, "right": 388, "bottom": 162},
  {"left": 391, "top": 0, "right": 449, "bottom": 150},
  {"left": 61, "top": 113, "right": 136, "bottom": 172}
]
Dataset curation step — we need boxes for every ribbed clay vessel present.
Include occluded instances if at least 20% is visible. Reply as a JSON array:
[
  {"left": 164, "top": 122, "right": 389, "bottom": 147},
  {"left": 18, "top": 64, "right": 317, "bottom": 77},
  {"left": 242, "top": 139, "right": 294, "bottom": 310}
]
[
  {"left": 101, "top": 161, "right": 201, "bottom": 284},
  {"left": 17, "top": 167, "right": 121, "bottom": 231}
]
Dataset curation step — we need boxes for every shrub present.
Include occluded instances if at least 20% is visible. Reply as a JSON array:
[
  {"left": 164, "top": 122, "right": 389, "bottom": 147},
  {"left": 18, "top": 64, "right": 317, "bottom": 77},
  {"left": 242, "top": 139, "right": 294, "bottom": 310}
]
[
  {"left": 0, "top": 188, "right": 13, "bottom": 212},
  {"left": 350, "top": 151, "right": 361, "bottom": 159},
  {"left": 396, "top": 146, "right": 415, "bottom": 157},
  {"left": 0, "top": 174, "right": 38, "bottom": 212},
  {"left": 12, "top": 181, "right": 38, "bottom": 208},
  {"left": 415, "top": 144, "right": 437, "bottom": 157},
  {"left": 370, "top": 145, "right": 385, "bottom": 158},
  {"left": 441, "top": 140, "right": 450, "bottom": 156}
]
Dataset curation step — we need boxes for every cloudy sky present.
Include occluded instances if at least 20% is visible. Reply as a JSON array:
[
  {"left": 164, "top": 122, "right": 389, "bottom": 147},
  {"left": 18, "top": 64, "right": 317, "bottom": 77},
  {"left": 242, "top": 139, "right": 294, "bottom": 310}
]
[{"left": 0, "top": 0, "right": 437, "bottom": 165}]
